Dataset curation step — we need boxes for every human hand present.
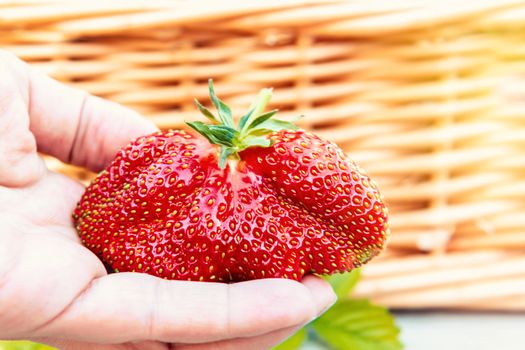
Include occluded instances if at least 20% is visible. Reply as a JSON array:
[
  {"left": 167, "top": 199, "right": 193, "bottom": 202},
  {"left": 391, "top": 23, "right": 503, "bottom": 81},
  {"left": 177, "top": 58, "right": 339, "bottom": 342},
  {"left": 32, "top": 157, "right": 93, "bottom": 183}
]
[{"left": 0, "top": 50, "right": 336, "bottom": 350}]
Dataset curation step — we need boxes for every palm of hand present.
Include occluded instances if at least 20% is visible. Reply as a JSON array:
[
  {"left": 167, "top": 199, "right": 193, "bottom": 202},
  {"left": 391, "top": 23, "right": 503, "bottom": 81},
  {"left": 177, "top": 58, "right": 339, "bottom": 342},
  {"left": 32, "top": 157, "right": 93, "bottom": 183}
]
[
  {"left": 0, "top": 51, "right": 335, "bottom": 350},
  {"left": 0, "top": 52, "right": 153, "bottom": 348},
  {"left": 0, "top": 168, "right": 97, "bottom": 330}
]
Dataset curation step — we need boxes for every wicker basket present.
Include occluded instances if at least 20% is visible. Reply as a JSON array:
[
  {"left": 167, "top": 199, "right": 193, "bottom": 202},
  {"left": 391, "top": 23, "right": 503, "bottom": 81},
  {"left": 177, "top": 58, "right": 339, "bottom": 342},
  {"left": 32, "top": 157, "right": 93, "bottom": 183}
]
[{"left": 2, "top": 0, "right": 525, "bottom": 310}]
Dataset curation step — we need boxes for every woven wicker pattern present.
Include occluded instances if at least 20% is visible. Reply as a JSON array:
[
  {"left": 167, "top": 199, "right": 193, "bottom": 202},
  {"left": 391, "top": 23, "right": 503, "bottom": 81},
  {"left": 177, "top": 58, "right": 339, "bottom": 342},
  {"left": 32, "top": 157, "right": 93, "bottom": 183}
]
[{"left": 2, "top": 0, "right": 525, "bottom": 310}]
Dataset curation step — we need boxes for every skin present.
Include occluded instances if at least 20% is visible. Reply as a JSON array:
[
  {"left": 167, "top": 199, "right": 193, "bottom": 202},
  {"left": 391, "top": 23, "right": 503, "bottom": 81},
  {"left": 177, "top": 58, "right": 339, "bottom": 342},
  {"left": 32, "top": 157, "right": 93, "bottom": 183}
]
[{"left": 0, "top": 50, "right": 336, "bottom": 350}]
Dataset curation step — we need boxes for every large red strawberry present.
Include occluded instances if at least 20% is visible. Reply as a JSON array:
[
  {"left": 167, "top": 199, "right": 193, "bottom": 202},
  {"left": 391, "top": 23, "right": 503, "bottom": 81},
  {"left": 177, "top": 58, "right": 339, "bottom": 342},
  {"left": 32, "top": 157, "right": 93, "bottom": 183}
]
[{"left": 74, "top": 80, "right": 389, "bottom": 282}]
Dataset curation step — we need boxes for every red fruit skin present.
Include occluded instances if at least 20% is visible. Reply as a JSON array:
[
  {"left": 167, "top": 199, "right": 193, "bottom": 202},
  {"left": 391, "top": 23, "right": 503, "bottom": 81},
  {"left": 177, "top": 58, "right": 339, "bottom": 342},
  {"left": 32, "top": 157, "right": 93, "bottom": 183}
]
[{"left": 74, "top": 129, "right": 389, "bottom": 282}]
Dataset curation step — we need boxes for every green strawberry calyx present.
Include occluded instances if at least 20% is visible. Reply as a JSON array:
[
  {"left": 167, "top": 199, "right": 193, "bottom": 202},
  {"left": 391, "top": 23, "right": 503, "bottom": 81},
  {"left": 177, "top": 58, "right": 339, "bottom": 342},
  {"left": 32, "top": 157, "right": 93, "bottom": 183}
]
[{"left": 186, "top": 79, "right": 300, "bottom": 169}]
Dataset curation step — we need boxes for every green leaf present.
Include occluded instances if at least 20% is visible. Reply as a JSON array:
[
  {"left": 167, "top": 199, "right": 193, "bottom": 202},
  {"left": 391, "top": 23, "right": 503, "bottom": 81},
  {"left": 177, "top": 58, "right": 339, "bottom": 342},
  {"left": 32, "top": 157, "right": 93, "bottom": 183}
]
[
  {"left": 324, "top": 269, "right": 361, "bottom": 299},
  {"left": 238, "top": 107, "right": 256, "bottom": 131},
  {"left": 207, "top": 125, "right": 238, "bottom": 146},
  {"left": 0, "top": 341, "right": 56, "bottom": 350},
  {"left": 247, "top": 118, "right": 298, "bottom": 136},
  {"left": 208, "top": 79, "right": 234, "bottom": 127},
  {"left": 247, "top": 109, "right": 278, "bottom": 129},
  {"left": 240, "top": 88, "right": 273, "bottom": 133},
  {"left": 194, "top": 98, "right": 218, "bottom": 123},
  {"left": 239, "top": 136, "right": 272, "bottom": 150},
  {"left": 312, "top": 299, "right": 403, "bottom": 350},
  {"left": 272, "top": 328, "right": 307, "bottom": 350},
  {"left": 186, "top": 121, "right": 218, "bottom": 145},
  {"left": 186, "top": 122, "right": 237, "bottom": 147}
]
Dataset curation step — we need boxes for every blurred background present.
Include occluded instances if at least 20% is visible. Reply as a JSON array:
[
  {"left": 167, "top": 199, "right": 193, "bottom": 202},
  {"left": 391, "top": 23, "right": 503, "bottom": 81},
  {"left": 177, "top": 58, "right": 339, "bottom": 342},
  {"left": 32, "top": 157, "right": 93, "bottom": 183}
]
[{"left": 1, "top": 0, "right": 525, "bottom": 349}]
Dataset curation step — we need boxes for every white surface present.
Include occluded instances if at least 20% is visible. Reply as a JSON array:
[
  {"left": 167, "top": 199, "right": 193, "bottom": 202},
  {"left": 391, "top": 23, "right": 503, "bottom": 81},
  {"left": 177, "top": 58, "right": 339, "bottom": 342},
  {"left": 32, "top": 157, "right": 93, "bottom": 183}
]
[{"left": 395, "top": 312, "right": 525, "bottom": 350}]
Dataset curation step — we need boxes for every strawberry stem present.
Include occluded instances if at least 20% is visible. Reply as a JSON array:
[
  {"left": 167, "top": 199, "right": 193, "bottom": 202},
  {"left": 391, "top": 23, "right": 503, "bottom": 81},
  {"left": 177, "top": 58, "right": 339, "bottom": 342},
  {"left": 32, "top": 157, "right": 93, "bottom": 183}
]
[{"left": 186, "top": 79, "right": 299, "bottom": 169}]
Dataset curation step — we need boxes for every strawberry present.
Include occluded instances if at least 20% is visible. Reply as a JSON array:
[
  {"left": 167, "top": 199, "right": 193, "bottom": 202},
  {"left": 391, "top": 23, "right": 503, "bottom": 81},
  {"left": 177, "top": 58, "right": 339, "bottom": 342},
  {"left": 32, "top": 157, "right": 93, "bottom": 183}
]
[{"left": 74, "top": 80, "right": 389, "bottom": 282}]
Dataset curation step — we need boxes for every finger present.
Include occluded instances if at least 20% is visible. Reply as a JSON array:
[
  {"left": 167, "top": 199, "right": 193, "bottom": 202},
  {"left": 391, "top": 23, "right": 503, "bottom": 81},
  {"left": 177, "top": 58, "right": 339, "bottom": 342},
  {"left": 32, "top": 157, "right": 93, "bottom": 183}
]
[
  {"left": 0, "top": 52, "right": 45, "bottom": 186},
  {"left": 35, "top": 273, "right": 335, "bottom": 344},
  {"left": 39, "top": 326, "right": 302, "bottom": 350},
  {"left": 0, "top": 50, "right": 158, "bottom": 172},
  {"left": 301, "top": 274, "right": 337, "bottom": 315},
  {"left": 33, "top": 339, "right": 167, "bottom": 350},
  {"left": 177, "top": 325, "right": 302, "bottom": 350},
  {"left": 40, "top": 326, "right": 301, "bottom": 350}
]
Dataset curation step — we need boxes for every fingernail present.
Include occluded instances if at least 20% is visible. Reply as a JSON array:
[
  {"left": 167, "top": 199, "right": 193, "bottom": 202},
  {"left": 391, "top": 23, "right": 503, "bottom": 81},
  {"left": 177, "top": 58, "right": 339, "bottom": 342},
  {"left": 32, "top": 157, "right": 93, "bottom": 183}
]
[
  {"left": 308, "top": 299, "right": 336, "bottom": 324},
  {"left": 319, "top": 294, "right": 336, "bottom": 315},
  {"left": 312, "top": 291, "right": 336, "bottom": 322}
]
